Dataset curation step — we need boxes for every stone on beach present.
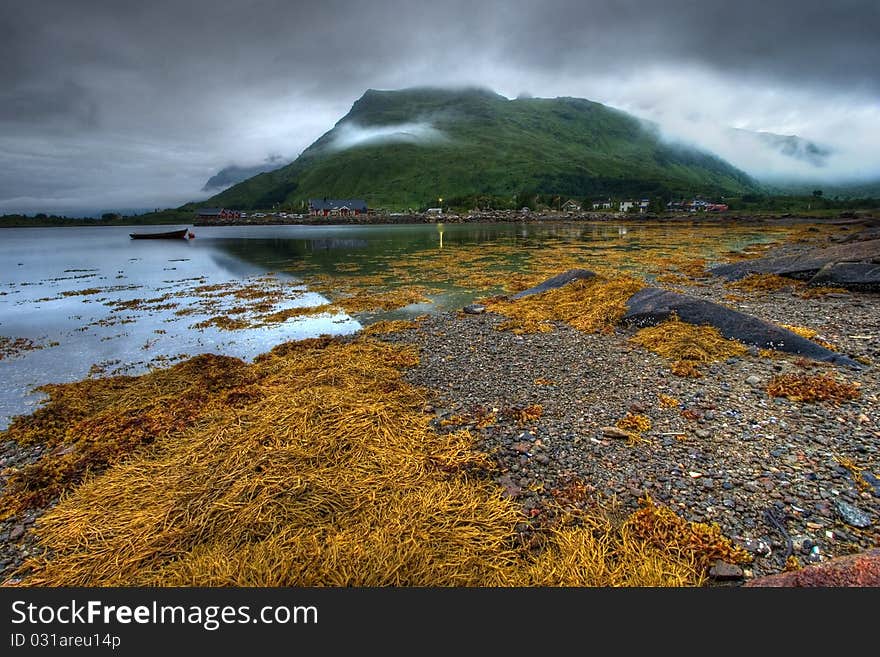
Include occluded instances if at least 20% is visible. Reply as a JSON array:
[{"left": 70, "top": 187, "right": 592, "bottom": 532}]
[
  {"left": 744, "top": 549, "right": 880, "bottom": 587},
  {"left": 622, "top": 286, "right": 860, "bottom": 367},
  {"left": 511, "top": 269, "right": 597, "bottom": 299},
  {"left": 710, "top": 235, "right": 880, "bottom": 292}
]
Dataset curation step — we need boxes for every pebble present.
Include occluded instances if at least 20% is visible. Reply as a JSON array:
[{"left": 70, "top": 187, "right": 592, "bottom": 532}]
[
  {"left": 835, "top": 499, "right": 873, "bottom": 528},
  {"left": 709, "top": 560, "right": 744, "bottom": 581}
]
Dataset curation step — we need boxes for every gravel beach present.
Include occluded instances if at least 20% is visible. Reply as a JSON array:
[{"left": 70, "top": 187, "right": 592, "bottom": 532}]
[{"left": 377, "top": 269, "right": 879, "bottom": 581}]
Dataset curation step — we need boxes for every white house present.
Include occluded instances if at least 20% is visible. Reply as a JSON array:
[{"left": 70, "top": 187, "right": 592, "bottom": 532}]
[{"left": 619, "top": 200, "right": 636, "bottom": 212}]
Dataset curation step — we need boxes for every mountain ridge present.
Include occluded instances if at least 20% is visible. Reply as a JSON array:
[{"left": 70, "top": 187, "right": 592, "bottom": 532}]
[{"left": 201, "top": 87, "right": 762, "bottom": 210}]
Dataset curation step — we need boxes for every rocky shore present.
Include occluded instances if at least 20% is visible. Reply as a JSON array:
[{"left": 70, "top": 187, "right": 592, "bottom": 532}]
[
  {"left": 1, "top": 219, "right": 878, "bottom": 585},
  {"left": 376, "top": 258, "right": 879, "bottom": 582}
]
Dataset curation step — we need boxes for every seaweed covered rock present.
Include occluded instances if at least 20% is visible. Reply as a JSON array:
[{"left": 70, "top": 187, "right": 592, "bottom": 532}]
[
  {"left": 622, "top": 287, "right": 860, "bottom": 367},
  {"left": 710, "top": 237, "right": 880, "bottom": 289},
  {"left": 511, "top": 269, "right": 596, "bottom": 299}
]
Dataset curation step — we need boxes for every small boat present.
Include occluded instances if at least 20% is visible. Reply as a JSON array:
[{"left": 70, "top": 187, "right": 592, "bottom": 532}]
[{"left": 129, "top": 228, "right": 190, "bottom": 240}]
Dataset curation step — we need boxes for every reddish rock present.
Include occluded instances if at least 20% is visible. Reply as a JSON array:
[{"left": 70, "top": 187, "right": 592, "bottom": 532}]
[{"left": 745, "top": 549, "right": 880, "bottom": 587}]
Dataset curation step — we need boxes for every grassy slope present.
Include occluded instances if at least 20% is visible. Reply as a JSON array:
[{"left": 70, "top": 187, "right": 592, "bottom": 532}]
[{"left": 207, "top": 88, "right": 759, "bottom": 211}]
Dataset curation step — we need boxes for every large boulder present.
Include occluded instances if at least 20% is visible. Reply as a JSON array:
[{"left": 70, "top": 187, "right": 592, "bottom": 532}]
[
  {"left": 744, "top": 549, "right": 880, "bottom": 587},
  {"left": 808, "top": 262, "right": 880, "bottom": 291},
  {"left": 623, "top": 287, "right": 860, "bottom": 367},
  {"left": 511, "top": 269, "right": 596, "bottom": 299},
  {"left": 710, "top": 238, "right": 880, "bottom": 286}
]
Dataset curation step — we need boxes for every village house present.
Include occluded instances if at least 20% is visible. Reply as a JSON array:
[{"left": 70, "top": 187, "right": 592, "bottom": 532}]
[
  {"left": 619, "top": 200, "right": 636, "bottom": 212},
  {"left": 592, "top": 199, "right": 612, "bottom": 210},
  {"left": 667, "top": 199, "right": 728, "bottom": 213},
  {"left": 308, "top": 199, "right": 368, "bottom": 217},
  {"left": 705, "top": 202, "right": 729, "bottom": 212},
  {"left": 560, "top": 199, "right": 581, "bottom": 212},
  {"left": 195, "top": 208, "right": 245, "bottom": 221}
]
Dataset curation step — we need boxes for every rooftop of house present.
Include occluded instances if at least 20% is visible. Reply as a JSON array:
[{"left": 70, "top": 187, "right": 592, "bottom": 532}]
[{"left": 308, "top": 199, "right": 367, "bottom": 211}]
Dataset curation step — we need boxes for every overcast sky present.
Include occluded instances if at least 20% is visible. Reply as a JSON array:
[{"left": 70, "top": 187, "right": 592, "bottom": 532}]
[{"left": 2, "top": 0, "right": 878, "bottom": 215}]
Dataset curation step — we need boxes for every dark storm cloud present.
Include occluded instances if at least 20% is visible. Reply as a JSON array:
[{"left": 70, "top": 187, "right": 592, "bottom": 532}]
[
  {"left": 1, "top": 0, "right": 878, "bottom": 214},
  {"left": 493, "top": 0, "right": 880, "bottom": 94}
]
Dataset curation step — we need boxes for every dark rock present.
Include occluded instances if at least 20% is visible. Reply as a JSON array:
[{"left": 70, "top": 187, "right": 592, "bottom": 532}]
[
  {"left": 622, "top": 287, "right": 860, "bottom": 367},
  {"left": 738, "top": 538, "right": 772, "bottom": 557},
  {"left": 710, "top": 237, "right": 880, "bottom": 286},
  {"left": 808, "top": 262, "right": 880, "bottom": 291},
  {"left": 511, "top": 269, "right": 596, "bottom": 299},
  {"left": 835, "top": 499, "right": 873, "bottom": 528},
  {"left": 8, "top": 525, "right": 25, "bottom": 541},
  {"left": 862, "top": 472, "right": 880, "bottom": 497},
  {"left": 745, "top": 548, "right": 880, "bottom": 586},
  {"left": 462, "top": 304, "right": 486, "bottom": 315},
  {"left": 709, "top": 560, "right": 744, "bottom": 581}
]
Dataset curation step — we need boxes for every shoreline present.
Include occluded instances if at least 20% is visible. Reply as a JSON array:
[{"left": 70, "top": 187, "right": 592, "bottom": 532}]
[
  {"left": 1, "top": 223, "right": 877, "bottom": 585},
  {"left": 2, "top": 210, "right": 876, "bottom": 230},
  {"left": 193, "top": 211, "right": 877, "bottom": 228}
]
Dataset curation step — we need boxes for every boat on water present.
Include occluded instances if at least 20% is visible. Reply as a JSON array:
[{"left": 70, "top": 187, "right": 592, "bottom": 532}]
[{"left": 129, "top": 228, "right": 190, "bottom": 240}]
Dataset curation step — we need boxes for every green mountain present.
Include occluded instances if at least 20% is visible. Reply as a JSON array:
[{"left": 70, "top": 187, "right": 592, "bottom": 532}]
[{"left": 204, "top": 87, "right": 760, "bottom": 211}]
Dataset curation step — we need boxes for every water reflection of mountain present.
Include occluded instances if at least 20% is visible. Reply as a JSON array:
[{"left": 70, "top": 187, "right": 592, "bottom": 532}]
[
  {"left": 307, "top": 238, "right": 369, "bottom": 251},
  {"left": 202, "top": 224, "right": 565, "bottom": 277}
]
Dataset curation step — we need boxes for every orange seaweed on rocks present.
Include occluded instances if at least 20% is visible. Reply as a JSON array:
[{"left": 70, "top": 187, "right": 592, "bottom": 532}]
[
  {"left": 779, "top": 324, "right": 836, "bottom": 351},
  {"left": 833, "top": 453, "right": 873, "bottom": 494},
  {"left": 629, "top": 315, "right": 747, "bottom": 377},
  {"left": 616, "top": 413, "right": 652, "bottom": 435},
  {"left": 4, "top": 335, "right": 753, "bottom": 587},
  {"left": 798, "top": 286, "right": 849, "bottom": 299},
  {"left": 0, "top": 354, "right": 254, "bottom": 520},
  {"left": 626, "top": 495, "right": 751, "bottom": 574},
  {"left": 766, "top": 373, "right": 861, "bottom": 403},
  {"left": 658, "top": 394, "right": 680, "bottom": 408},
  {"left": 483, "top": 274, "right": 645, "bottom": 335},
  {"left": 0, "top": 337, "right": 44, "bottom": 360},
  {"left": 11, "top": 338, "right": 528, "bottom": 586},
  {"left": 726, "top": 273, "right": 802, "bottom": 294},
  {"left": 524, "top": 495, "right": 748, "bottom": 586}
]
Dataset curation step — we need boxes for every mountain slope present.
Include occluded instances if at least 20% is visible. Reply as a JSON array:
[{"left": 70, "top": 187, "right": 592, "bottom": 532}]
[
  {"left": 205, "top": 87, "right": 760, "bottom": 210},
  {"left": 202, "top": 159, "right": 285, "bottom": 192}
]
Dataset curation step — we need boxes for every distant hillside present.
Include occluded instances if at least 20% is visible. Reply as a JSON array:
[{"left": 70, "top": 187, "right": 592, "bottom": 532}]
[
  {"left": 730, "top": 129, "right": 832, "bottom": 168},
  {"left": 765, "top": 179, "right": 880, "bottom": 199},
  {"left": 203, "top": 87, "right": 760, "bottom": 210},
  {"left": 202, "top": 158, "right": 285, "bottom": 192}
]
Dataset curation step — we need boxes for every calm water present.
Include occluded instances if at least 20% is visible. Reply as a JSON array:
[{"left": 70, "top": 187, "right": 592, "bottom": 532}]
[{"left": 0, "top": 221, "right": 780, "bottom": 428}]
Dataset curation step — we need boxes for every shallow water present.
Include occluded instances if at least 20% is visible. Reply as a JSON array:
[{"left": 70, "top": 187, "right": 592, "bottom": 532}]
[{"left": 0, "top": 221, "right": 789, "bottom": 428}]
